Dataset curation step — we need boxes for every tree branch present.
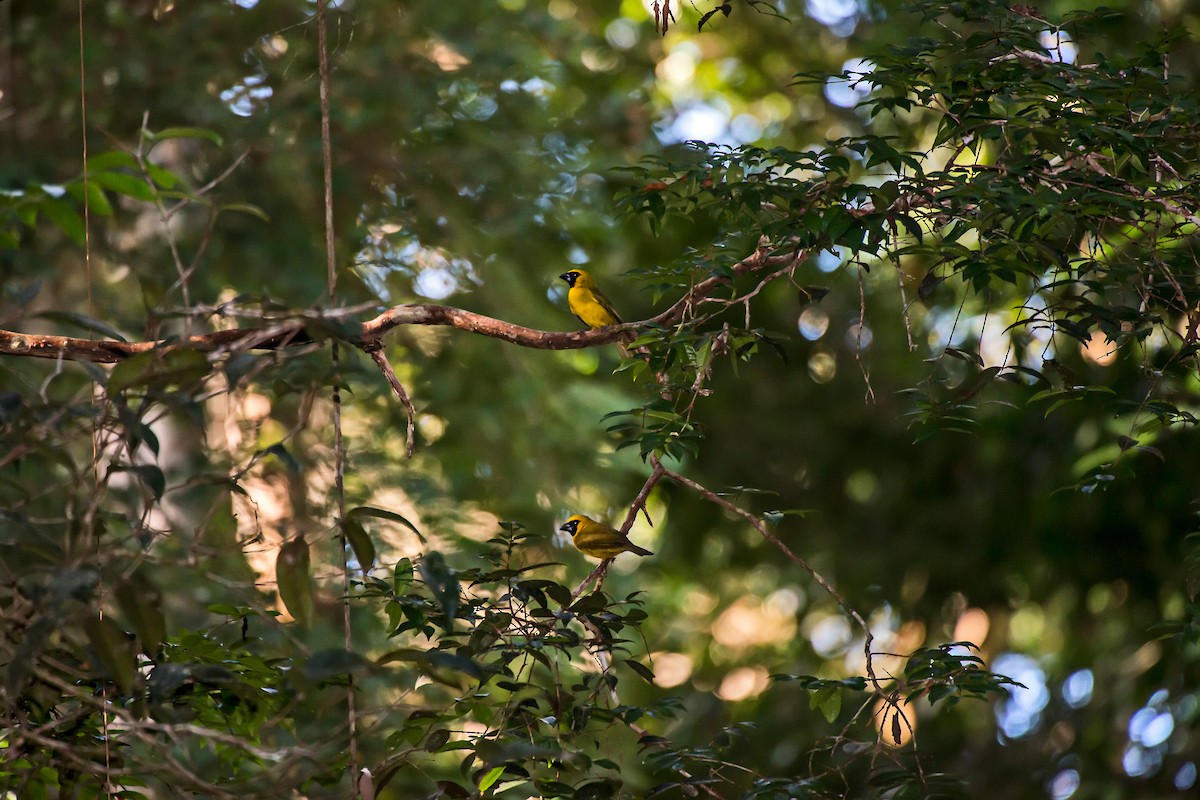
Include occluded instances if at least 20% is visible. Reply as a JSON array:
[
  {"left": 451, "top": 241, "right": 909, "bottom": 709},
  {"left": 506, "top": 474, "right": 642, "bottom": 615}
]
[
  {"left": 0, "top": 237, "right": 810, "bottom": 365},
  {"left": 0, "top": 321, "right": 309, "bottom": 363},
  {"left": 652, "top": 455, "right": 887, "bottom": 698},
  {"left": 619, "top": 460, "right": 665, "bottom": 533},
  {"left": 363, "top": 344, "right": 417, "bottom": 458},
  {"left": 0, "top": 307, "right": 625, "bottom": 363}
]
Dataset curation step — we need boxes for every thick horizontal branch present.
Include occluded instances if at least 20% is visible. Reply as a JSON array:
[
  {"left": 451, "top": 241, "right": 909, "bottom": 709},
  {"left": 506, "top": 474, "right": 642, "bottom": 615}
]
[
  {"left": 0, "top": 242, "right": 806, "bottom": 365},
  {"left": 0, "top": 323, "right": 310, "bottom": 364},
  {"left": 0, "top": 309, "right": 630, "bottom": 364},
  {"left": 359, "top": 304, "right": 631, "bottom": 351}
]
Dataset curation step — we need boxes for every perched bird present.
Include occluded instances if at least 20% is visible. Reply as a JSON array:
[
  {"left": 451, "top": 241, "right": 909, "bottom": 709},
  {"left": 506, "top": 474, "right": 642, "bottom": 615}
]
[
  {"left": 559, "top": 514, "right": 653, "bottom": 561},
  {"left": 559, "top": 269, "right": 632, "bottom": 357}
]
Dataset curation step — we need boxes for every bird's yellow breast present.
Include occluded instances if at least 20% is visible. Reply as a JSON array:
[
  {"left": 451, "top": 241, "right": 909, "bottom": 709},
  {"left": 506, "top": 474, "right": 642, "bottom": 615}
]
[{"left": 567, "top": 285, "right": 621, "bottom": 329}]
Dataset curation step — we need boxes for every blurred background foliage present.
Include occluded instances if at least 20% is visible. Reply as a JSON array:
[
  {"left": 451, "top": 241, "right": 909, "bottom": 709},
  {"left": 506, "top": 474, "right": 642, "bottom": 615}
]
[{"left": 3, "top": 0, "right": 1200, "bottom": 797}]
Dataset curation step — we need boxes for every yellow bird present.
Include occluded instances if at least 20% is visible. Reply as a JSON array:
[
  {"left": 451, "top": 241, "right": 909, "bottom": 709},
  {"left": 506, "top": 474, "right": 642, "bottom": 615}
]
[
  {"left": 559, "top": 269, "right": 632, "bottom": 357},
  {"left": 559, "top": 514, "right": 653, "bottom": 561}
]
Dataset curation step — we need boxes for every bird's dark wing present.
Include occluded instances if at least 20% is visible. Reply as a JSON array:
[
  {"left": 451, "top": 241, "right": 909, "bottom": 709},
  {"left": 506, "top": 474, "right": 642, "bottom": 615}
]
[{"left": 592, "top": 287, "right": 622, "bottom": 324}]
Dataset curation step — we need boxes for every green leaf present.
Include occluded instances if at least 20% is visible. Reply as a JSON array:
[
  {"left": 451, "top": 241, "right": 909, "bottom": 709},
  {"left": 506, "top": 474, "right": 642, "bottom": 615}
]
[
  {"left": 217, "top": 201, "right": 270, "bottom": 221},
  {"left": 419, "top": 550, "right": 459, "bottom": 626},
  {"left": 40, "top": 198, "right": 85, "bottom": 244},
  {"left": 7, "top": 616, "right": 55, "bottom": 696},
  {"left": 425, "top": 728, "right": 451, "bottom": 752},
  {"left": 145, "top": 126, "right": 225, "bottom": 147},
  {"left": 394, "top": 557, "right": 413, "bottom": 595},
  {"left": 83, "top": 616, "right": 137, "bottom": 695},
  {"left": 348, "top": 505, "right": 424, "bottom": 542},
  {"left": 435, "top": 780, "right": 469, "bottom": 798},
  {"left": 116, "top": 404, "right": 161, "bottom": 455},
  {"left": 544, "top": 581, "right": 572, "bottom": 608},
  {"left": 33, "top": 310, "right": 129, "bottom": 342},
  {"left": 108, "top": 464, "right": 166, "bottom": 500},
  {"left": 66, "top": 179, "right": 113, "bottom": 217},
  {"left": 146, "top": 163, "right": 180, "bottom": 189},
  {"left": 85, "top": 151, "right": 139, "bottom": 172},
  {"left": 569, "top": 592, "right": 607, "bottom": 614},
  {"left": 377, "top": 648, "right": 483, "bottom": 681},
  {"left": 106, "top": 349, "right": 210, "bottom": 395},
  {"left": 625, "top": 660, "right": 656, "bottom": 684},
  {"left": 343, "top": 518, "right": 376, "bottom": 571},
  {"left": 207, "top": 603, "right": 253, "bottom": 617},
  {"left": 260, "top": 442, "right": 302, "bottom": 474},
  {"left": 942, "top": 347, "right": 984, "bottom": 367},
  {"left": 534, "top": 779, "right": 576, "bottom": 797},
  {"left": 115, "top": 575, "right": 165, "bottom": 656},
  {"left": 478, "top": 765, "right": 505, "bottom": 794},
  {"left": 276, "top": 536, "right": 314, "bottom": 626},
  {"left": 799, "top": 285, "right": 831, "bottom": 303},
  {"left": 14, "top": 200, "right": 36, "bottom": 227},
  {"left": 92, "top": 170, "right": 156, "bottom": 202},
  {"left": 575, "top": 779, "right": 618, "bottom": 800},
  {"left": 809, "top": 683, "right": 841, "bottom": 723}
]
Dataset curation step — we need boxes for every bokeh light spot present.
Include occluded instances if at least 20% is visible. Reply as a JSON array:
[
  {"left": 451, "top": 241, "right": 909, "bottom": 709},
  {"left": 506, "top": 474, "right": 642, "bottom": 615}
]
[
  {"left": 799, "top": 306, "right": 829, "bottom": 340},
  {"left": 993, "top": 653, "right": 1049, "bottom": 740},
  {"left": 807, "top": 613, "right": 851, "bottom": 657},
  {"left": 605, "top": 17, "right": 638, "bottom": 49},
  {"left": 1049, "top": 768, "right": 1080, "bottom": 800},
  {"left": 806, "top": 0, "right": 863, "bottom": 37},
  {"left": 1122, "top": 743, "right": 1160, "bottom": 777},
  {"left": 650, "top": 652, "right": 694, "bottom": 688},
  {"left": 844, "top": 470, "right": 879, "bottom": 504},
  {"left": 1062, "top": 669, "right": 1094, "bottom": 709},
  {"left": 824, "top": 58, "right": 875, "bottom": 108},
  {"left": 1129, "top": 704, "right": 1174, "bottom": 748},
  {"left": 413, "top": 267, "right": 458, "bottom": 300},
  {"left": 952, "top": 607, "right": 990, "bottom": 648},
  {"left": 717, "top": 666, "right": 770, "bottom": 701},
  {"left": 1040, "top": 30, "right": 1078, "bottom": 64},
  {"left": 1081, "top": 331, "right": 1116, "bottom": 365},
  {"left": 1176, "top": 762, "right": 1197, "bottom": 791},
  {"left": 808, "top": 352, "right": 837, "bottom": 383},
  {"left": 845, "top": 323, "right": 872, "bottom": 351}
]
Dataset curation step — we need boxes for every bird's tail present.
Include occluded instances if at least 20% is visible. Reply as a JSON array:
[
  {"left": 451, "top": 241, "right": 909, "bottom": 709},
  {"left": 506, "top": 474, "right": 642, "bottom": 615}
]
[{"left": 628, "top": 543, "right": 653, "bottom": 557}]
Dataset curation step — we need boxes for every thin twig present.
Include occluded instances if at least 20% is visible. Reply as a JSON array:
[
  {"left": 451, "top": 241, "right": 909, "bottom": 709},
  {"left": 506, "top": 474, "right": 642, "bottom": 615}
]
[
  {"left": 77, "top": 2, "right": 113, "bottom": 794},
  {"left": 856, "top": 262, "right": 876, "bottom": 403},
  {"left": 164, "top": 149, "right": 252, "bottom": 219},
  {"left": 315, "top": 0, "right": 359, "bottom": 791},
  {"left": 570, "top": 559, "right": 609, "bottom": 602},
  {"left": 134, "top": 111, "right": 193, "bottom": 324},
  {"left": 894, "top": 258, "right": 916, "bottom": 351},
  {"left": 651, "top": 455, "right": 885, "bottom": 698},
  {"left": 619, "top": 461, "right": 666, "bottom": 532},
  {"left": 364, "top": 345, "right": 417, "bottom": 458}
]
